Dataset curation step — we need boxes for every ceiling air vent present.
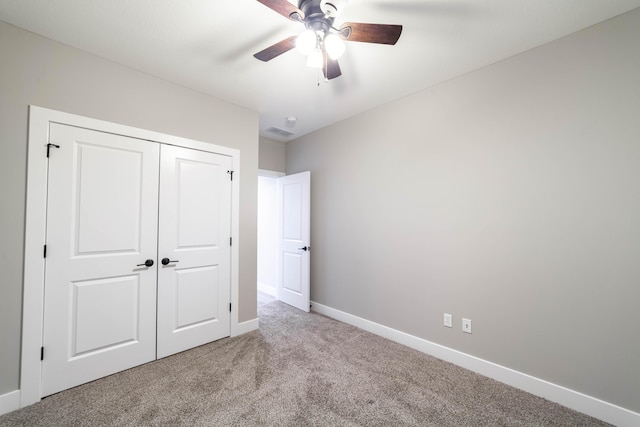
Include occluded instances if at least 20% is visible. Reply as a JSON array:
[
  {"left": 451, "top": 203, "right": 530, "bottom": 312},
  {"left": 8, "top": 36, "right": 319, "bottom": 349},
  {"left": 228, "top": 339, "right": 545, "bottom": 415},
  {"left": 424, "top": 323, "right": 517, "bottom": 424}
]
[{"left": 266, "top": 126, "right": 295, "bottom": 138}]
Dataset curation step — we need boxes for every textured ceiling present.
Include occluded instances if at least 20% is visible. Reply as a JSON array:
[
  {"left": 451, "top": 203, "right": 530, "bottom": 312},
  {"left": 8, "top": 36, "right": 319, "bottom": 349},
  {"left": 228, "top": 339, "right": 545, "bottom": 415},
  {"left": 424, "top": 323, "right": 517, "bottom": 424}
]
[{"left": 1, "top": 0, "right": 639, "bottom": 141}]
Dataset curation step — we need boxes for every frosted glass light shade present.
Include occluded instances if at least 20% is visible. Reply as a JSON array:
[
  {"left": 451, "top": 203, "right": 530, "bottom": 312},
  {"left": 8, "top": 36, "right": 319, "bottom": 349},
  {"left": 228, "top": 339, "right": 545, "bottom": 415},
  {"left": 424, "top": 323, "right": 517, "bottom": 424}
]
[
  {"left": 296, "top": 30, "right": 317, "bottom": 55},
  {"left": 306, "top": 48, "right": 323, "bottom": 68},
  {"left": 324, "top": 33, "right": 345, "bottom": 59}
]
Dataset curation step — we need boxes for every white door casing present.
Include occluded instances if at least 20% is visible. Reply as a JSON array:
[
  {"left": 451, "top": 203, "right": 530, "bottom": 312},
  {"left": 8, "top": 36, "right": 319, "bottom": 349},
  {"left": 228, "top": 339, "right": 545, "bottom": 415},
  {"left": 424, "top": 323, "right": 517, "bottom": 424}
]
[
  {"left": 42, "top": 124, "right": 159, "bottom": 396},
  {"left": 276, "top": 171, "right": 311, "bottom": 312},
  {"left": 157, "top": 145, "right": 232, "bottom": 358}
]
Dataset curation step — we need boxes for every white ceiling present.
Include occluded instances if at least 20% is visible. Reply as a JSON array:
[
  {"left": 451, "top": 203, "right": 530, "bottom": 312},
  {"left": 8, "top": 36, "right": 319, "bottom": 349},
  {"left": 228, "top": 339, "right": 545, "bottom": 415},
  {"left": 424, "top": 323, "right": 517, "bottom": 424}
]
[{"left": 1, "top": 0, "right": 639, "bottom": 142}]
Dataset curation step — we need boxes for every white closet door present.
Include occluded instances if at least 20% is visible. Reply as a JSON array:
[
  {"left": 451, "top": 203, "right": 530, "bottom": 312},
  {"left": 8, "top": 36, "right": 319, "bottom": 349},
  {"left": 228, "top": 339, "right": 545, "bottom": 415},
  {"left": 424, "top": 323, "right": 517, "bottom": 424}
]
[
  {"left": 42, "top": 124, "right": 159, "bottom": 397},
  {"left": 156, "top": 145, "right": 232, "bottom": 358}
]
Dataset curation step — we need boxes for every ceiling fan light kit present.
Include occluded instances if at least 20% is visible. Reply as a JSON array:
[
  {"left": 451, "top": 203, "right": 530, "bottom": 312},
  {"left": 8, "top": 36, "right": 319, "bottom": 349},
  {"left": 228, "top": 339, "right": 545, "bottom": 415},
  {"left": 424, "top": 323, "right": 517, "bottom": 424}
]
[
  {"left": 255, "top": 0, "right": 402, "bottom": 81},
  {"left": 307, "top": 47, "right": 324, "bottom": 68},
  {"left": 296, "top": 29, "right": 317, "bottom": 55},
  {"left": 297, "top": 30, "right": 345, "bottom": 66},
  {"left": 324, "top": 33, "right": 345, "bottom": 60}
]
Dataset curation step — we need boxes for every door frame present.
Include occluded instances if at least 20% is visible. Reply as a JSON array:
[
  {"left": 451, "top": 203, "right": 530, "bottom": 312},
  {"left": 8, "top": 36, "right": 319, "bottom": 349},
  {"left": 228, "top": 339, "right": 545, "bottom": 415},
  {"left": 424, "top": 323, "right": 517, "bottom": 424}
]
[
  {"left": 21, "top": 106, "right": 241, "bottom": 407},
  {"left": 257, "top": 169, "right": 285, "bottom": 297}
]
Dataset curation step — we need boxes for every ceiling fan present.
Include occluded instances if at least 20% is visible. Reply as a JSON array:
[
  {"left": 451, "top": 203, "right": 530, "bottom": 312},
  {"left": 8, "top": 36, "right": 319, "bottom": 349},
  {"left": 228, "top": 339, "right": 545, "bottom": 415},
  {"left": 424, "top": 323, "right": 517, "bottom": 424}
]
[{"left": 254, "top": 0, "right": 403, "bottom": 81}]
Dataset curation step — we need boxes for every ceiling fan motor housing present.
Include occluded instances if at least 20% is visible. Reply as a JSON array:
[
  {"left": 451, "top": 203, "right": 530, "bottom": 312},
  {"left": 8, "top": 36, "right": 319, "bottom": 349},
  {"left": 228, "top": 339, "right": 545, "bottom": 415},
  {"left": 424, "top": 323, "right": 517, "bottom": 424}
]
[{"left": 299, "top": 0, "right": 335, "bottom": 33}]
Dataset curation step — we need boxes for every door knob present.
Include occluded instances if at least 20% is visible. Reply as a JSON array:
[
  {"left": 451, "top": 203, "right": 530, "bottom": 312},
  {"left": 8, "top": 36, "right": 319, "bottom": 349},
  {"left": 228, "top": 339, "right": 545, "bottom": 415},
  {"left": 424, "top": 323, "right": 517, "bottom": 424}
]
[
  {"left": 298, "top": 246, "right": 309, "bottom": 251},
  {"left": 136, "top": 259, "right": 154, "bottom": 267},
  {"left": 161, "top": 258, "right": 180, "bottom": 265}
]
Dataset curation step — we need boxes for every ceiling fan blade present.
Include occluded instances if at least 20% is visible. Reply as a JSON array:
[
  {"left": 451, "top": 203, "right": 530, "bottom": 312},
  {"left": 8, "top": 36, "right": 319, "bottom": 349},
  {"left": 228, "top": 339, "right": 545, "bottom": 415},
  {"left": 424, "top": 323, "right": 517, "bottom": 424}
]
[
  {"left": 254, "top": 36, "right": 298, "bottom": 62},
  {"left": 323, "top": 52, "right": 342, "bottom": 80},
  {"left": 339, "top": 22, "right": 403, "bottom": 45},
  {"left": 256, "top": 0, "right": 304, "bottom": 21}
]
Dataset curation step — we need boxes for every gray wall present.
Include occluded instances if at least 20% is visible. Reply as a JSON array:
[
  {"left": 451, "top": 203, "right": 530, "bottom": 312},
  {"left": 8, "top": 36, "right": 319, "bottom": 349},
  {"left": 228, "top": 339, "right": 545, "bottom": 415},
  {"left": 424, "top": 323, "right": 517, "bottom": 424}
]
[
  {"left": 0, "top": 21, "right": 258, "bottom": 395},
  {"left": 259, "top": 136, "right": 286, "bottom": 173},
  {"left": 287, "top": 9, "right": 640, "bottom": 412}
]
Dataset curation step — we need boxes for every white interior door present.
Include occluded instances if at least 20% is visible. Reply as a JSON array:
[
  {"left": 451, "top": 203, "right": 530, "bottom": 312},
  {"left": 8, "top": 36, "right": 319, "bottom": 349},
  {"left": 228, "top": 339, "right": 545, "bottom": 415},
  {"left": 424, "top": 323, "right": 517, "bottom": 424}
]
[
  {"left": 277, "top": 171, "right": 311, "bottom": 312},
  {"left": 42, "top": 124, "right": 159, "bottom": 396},
  {"left": 156, "top": 145, "right": 232, "bottom": 358}
]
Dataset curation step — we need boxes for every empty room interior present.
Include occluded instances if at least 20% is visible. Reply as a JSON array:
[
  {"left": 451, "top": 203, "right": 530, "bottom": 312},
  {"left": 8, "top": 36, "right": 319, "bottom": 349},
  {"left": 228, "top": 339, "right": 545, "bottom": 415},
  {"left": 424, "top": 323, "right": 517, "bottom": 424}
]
[{"left": 1, "top": 1, "right": 639, "bottom": 425}]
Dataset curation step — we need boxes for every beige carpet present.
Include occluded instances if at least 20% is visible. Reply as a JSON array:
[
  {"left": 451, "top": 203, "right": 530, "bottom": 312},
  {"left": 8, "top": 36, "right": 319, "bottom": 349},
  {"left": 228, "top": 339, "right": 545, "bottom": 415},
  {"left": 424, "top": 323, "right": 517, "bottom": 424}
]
[{"left": 1, "top": 299, "right": 609, "bottom": 426}]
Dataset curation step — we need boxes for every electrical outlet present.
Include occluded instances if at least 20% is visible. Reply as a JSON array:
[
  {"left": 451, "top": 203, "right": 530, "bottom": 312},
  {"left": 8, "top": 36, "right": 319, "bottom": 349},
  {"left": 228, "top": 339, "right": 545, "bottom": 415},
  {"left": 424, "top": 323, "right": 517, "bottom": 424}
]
[
  {"left": 462, "top": 318, "right": 472, "bottom": 334},
  {"left": 444, "top": 313, "right": 452, "bottom": 328}
]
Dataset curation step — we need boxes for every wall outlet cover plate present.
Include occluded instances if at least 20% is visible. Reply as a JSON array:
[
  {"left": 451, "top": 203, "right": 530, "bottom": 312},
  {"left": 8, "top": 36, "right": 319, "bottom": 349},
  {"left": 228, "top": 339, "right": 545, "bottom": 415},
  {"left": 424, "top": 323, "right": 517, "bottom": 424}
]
[
  {"left": 444, "top": 313, "right": 453, "bottom": 328},
  {"left": 462, "top": 318, "right": 472, "bottom": 334}
]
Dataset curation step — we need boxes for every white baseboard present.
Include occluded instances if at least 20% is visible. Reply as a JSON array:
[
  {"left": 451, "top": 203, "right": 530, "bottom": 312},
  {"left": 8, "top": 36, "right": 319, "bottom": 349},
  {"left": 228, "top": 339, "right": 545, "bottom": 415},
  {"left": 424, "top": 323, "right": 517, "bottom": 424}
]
[
  {"left": 0, "top": 390, "right": 20, "bottom": 416},
  {"left": 257, "top": 282, "right": 276, "bottom": 296},
  {"left": 232, "top": 317, "right": 259, "bottom": 337},
  {"left": 311, "top": 301, "right": 640, "bottom": 427}
]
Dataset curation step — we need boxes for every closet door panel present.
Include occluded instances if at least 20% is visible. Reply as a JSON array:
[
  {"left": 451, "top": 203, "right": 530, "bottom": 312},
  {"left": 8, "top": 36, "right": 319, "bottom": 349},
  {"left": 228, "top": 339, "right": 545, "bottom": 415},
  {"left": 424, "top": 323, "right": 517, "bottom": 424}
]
[
  {"left": 157, "top": 145, "right": 232, "bottom": 358},
  {"left": 42, "top": 124, "right": 159, "bottom": 397}
]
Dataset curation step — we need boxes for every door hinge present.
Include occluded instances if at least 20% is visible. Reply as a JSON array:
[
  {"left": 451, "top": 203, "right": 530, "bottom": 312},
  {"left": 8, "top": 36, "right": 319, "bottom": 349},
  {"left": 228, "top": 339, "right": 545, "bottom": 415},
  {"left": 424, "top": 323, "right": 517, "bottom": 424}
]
[
  {"left": 227, "top": 170, "right": 234, "bottom": 181},
  {"left": 43, "top": 244, "right": 47, "bottom": 258},
  {"left": 230, "top": 237, "right": 232, "bottom": 246},
  {"left": 40, "top": 346, "right": 44, "bottom": 361},
  {"left": 46, "top": 143, "right": 60, "bottom": 158},
  {"left": 229, "top": 303, "right": 232, "bottom": 312}
]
